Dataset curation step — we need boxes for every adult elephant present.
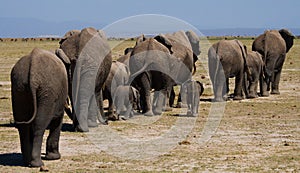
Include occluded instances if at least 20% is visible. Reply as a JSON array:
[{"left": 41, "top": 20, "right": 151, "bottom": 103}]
[
  {"left": 11, "top": 48, "right": 69, "bottom": 169},
  {"left": 244, "top": 50, "right": 264, "bottom": 98},
  {"left": 129, "top": 35, "right": 193, "bottom": 116},
  {"left": 57, "top": 27, "right": 112, "bottom": 132},
  {"left": 208, "top": 39, "right": 250, "bottom": 101},
  {"left": 103, "top": 61, "right": 130, "bottom": 120},
  {"left": 252, "top": 29, "right": 294, "bottom": 96},
  {"left": 159, "top": 31, "right": 201, "bottom": 108}
]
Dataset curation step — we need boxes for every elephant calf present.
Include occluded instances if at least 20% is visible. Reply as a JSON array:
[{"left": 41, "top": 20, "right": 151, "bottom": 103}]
[
  {"left": 244, "top": 51, "right": 263, "bottom": 98},
  {"left": 11, "top": 48, "right": 69, "bottom": 169},
  {"left": 182, "top": 80, "right": 204, "bottom": 116},
  {"left": 113, "top": 85, "right": 140, "bottom": 120}
]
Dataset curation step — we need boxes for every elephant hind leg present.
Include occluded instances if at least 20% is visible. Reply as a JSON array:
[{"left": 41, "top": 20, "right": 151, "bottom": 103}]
[
  {"left": 44, "top": 116, "right": 63, "bottom": 160},
  {"left": 17, "top": 125, "right": 33, "bottom": 166}
]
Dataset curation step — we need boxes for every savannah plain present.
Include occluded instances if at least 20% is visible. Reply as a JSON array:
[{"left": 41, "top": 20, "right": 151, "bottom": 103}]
[{"left": 0, "top": 37, "right": 299, "bottom": 172}]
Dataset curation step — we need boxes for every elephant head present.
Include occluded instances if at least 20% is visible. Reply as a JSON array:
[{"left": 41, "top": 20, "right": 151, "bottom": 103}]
[
  {"left": 185, "top": 30, "right": 201, "bottom": 56},
  {"left": 155, "top": 31, "right": 200, "bottom": 75},
  {"left": 279, "top": 29, "right": 295, "bottom": 53}
]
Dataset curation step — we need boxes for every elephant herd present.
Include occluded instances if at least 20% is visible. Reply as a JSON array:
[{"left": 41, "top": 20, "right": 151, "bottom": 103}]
[{"left": 10, "top": 27, "right": 294, "bottom": 169}]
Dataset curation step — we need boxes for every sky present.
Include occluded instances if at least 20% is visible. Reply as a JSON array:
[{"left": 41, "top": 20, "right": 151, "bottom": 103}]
[{"left": 0, "top": 0, "right": 299, "bottom": 37}]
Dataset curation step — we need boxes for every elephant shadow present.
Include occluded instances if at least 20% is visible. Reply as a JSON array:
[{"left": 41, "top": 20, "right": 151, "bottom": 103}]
[{"left": 0, "top": 153, "right": 24, "bottom": 166}]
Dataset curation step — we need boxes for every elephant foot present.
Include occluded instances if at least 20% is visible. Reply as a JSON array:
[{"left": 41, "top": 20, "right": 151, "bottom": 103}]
[
  {"left": 271, "top": 90, "right": 280, "bottom": 95},
  {"left": 44, "top": 152, "right": 61, "bottom": 160},
  {"left": 75, "top": 125, "right": 89, "bottom": 132},
  {"left": 233, "top": 96, "right": 243, "bottom": 100},
  {"left": 144, "top": 110, "right": 154, "bottom": 116},
  {"left": 88, "top": 120, "right": 98, "bottom": 128},
  {"left": 176, "top": 102, "right": 187, "bottom": 108},
  {"left": 30, "top": 159, "right": 44, "bottom": 168},
  {"left": 153, "top": 110, "right": 162, "bottom": 115},
  {"left": 107, "top": 114, "right": 119, "bottom": 121},
  {"left": 40, "top": 165, "right": 49, "bottom": 172},
  {"left": 213, "top": 98, "right": 225, "bottom": 102},
  {"left": 187, "top": 111, "right": 198, "bottom": 117},
  {"left": 260, "top": 92, "right": 270, "bottom": 97},
  {"left": 163, "top": 106, "right": 173, "bottom": 111}
]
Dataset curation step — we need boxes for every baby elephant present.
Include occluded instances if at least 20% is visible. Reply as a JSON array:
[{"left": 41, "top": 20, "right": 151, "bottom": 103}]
[
  {"left": 113, "top": 85, "right": 140, "bottom": 120},
  {"left": 245, "top": 51, "right": 264, "bottom": 98},
  {"left": 183, "top": 80, "right": 204, "bottom": 117}
]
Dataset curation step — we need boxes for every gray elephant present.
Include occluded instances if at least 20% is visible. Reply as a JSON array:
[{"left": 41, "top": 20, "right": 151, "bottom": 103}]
[
  {"left": 208, "top": 39, "right": 250, "bottom": 101},
  {"left": 57, "top": 27, "right": 112, "bottom": 132},
  {"left": 103, "top": 61, "right": 130, "bottom": 121},
  {"left": 244, "top": 51, "right": 264, "bottom": 98},
  {"left": 161, "top": 31, "right": 201, "bottom": 108},
  {"left": 182, "top": 80, "right": 204, "bottom": 116},
  {"left": 11, "top": 48, "right": 69, "bottom": 169},
  {"left": 129, "top": 33, "right": 195, "bottom": 116},
  {"left": 252, "top": 29, "right": 294, "bottom": 96},
  {"left": 113, "top": 85, "right": 140, "bottom": 120}
]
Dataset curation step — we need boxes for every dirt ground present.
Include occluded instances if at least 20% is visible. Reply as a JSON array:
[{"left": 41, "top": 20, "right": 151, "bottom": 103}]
[{"left": 0, "top": 38, "right": 299, "bottom": 172}]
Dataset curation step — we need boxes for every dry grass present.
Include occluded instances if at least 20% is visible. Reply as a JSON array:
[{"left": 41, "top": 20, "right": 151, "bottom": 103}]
[{"left": 0, "top": 38, "right": 299, "bottom": 172}]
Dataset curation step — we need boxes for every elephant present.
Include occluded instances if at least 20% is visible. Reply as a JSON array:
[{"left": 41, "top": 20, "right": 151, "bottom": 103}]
[
  {"left": 208, "top": 39, "right": 250, "bottom": 101},
  {"left": 57, "top": 27, "right": 112, "bottom": 132},
  {"left": 102, "top": 61, "right": 130, "bottom": 121},
  {"left": 252, "top": 29, "right": 294, "bottom": 96},
  {"left": 182, "top": 80, "right": 204, "bottom": 116},
  {"left": 160, "top": 30, "right": 201, "bottom": 108},
  {"left": 129, "top": 34, "right": 194, "bottom": 116},
  {"left": 113, "top": 85, "right": 140, "bottom": 120},
  {"left": 244, "top": 51, "right": 264, "bottom": 98},
  {"left": 10, "top": 48, "right": 69, "bottom": 169},
  {"left": 117, "top": 47, "right": 133, "bottom": 64}
]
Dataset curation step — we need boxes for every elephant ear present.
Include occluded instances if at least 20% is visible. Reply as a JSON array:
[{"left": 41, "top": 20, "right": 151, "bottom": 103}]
[
  {"left": 124, "top": 47, "right": 133, "bottom": 55},
  {"left": 185, "top": 30, "right": 201, "bottom": 56},
  {"left": 78, "top": 27, "right": 98, "bottom": 53},
  {"left": 55, "top": 48, "right": 71, "bottom": 65},
  {"left": 135, "top": 35, "right": 146, "bottom": 45},
  {"left": 154, "top": 34, "right": 173, "bottom": 54},
  {"left": 279, "top": 29, "right": 295, "bottom": 53},
  {"left": 59, "top": 29, "right": 81, "bottom": 45}
]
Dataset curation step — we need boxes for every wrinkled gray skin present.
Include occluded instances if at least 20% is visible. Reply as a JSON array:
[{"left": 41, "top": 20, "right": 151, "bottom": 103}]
[
  {"left": 252, "top": 29, "right": 294, "bottom": 96},
  {"left": 129, "top": 34, "right": 195, "bottom": 116},
  {"left": 103, "top": 61, "right": 130, "bottom": 121},
  {"left": 162, "top": 31, "right": 201, "bottom": 108},
  {"left": 208, "top": 39, "right": 249, "bottom": 101},
  {"left": 244, "top": 51, "right": 264, "bottom": 98},
  {"left": 182, "top": 80, "right": 204, "bottom": 116},
  {"left": 11, "top": 48, "right": 69, "bottom": 168},
  {"left": 113, "top": 85, "right": 140, "bottom": 120},
  {"left": 58, "top": 27, "right": 112, "bottom": 132}
]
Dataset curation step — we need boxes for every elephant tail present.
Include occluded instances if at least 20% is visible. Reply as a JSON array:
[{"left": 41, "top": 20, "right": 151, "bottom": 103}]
[
  {"left": 192, "top": 54, "right": 197, "bottom": 75},
  {"left": 235, "top": 40, "right": 252, "bottom": 81},
  {"left": 15, "top": 58, "right": 38, "bottom": 124}
]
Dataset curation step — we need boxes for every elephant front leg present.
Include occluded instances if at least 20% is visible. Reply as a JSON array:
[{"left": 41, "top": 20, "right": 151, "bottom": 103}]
[{"left": 45, "top": 116, "right": 63, "bottom": 160}]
